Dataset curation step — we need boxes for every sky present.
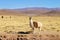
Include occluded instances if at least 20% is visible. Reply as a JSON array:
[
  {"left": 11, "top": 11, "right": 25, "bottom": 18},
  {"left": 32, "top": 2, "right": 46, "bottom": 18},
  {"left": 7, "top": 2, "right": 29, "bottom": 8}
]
[{"left": 0, "top": 0, "right": 60, "bottom": 9}]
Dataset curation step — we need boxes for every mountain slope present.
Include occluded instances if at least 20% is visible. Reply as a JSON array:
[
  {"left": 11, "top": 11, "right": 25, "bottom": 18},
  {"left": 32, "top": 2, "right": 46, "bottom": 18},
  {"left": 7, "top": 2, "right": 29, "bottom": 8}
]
[{"left": 0, "top": 7, "right": 60, "bottom": 16}]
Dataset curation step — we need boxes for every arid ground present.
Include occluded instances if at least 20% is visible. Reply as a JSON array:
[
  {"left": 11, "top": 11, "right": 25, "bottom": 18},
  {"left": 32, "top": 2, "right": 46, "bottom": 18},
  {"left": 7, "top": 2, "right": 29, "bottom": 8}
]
[
  {"left": 0, "top": 15, "right": 60, "bottom": 40},
  {"left": 0, "top": 7, "right": 60, "bottom": 40}
]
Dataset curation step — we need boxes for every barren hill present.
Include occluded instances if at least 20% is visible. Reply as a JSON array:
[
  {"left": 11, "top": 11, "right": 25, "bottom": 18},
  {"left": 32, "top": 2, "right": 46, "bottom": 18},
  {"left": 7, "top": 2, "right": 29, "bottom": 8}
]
[{"left": 0, "top": 7, "right": 60, "bottom": 16}]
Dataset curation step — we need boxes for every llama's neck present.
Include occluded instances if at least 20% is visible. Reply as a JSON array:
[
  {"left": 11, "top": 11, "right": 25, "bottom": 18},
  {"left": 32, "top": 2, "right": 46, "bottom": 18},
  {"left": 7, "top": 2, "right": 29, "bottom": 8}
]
[{"left": 29, "top": 17, "right": 34, "bottom": 29}]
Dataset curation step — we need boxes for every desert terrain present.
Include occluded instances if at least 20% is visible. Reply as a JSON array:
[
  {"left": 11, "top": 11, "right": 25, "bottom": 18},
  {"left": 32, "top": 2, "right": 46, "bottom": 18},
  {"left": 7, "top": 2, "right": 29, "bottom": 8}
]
[{"left": 0, "top": 7, "right": 60, "bottom": 40}]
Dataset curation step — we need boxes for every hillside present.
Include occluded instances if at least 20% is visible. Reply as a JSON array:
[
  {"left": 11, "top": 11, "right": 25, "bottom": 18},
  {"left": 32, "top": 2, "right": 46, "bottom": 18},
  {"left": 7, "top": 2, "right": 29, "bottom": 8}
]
[{"left": 0, "top": 7, "right": 60, "bottom": 16}]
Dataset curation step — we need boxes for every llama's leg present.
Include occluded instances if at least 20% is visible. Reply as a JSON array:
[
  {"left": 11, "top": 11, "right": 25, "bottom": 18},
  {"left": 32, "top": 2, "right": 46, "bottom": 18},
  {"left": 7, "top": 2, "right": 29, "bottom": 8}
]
[
  {"left": 31, "top": 28, "right": 34, "bottom": 34},
  {"left": 40, "top": 27, "right": 41, "bottom": 31},
  {"left": 33, "top": 28, "right": 37, "bottom": 34},
  {"left": 38, "top": 27, "right": 41, "bottom": 34},
  {"left": 38, "top": 22, "right": 42, "bottom": 31}
]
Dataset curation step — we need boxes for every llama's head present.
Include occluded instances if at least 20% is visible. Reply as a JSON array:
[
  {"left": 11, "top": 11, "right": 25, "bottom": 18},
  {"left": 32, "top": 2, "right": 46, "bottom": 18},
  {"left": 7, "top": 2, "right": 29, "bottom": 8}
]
[{"left": 29, "top": 17, "right": 32, "bottom": 20}]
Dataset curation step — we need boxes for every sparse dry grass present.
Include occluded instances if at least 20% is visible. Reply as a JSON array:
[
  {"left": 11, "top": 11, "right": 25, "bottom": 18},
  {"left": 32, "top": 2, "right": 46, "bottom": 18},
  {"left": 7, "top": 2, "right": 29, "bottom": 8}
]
[
  {"left": 0, "top": 15, "right": 60, "bottom": 40},
  {"left": 0, "top": 15, "right": 60, "bottom": 33}
]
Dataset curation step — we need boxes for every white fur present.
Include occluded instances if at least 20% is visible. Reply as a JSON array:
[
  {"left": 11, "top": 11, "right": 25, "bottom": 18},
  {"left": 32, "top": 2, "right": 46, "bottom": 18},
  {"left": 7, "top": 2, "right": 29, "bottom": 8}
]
[
  {"left": 34, "top": 22, "right": 42, "bottom": 34},
  {"left": 38, "top": 22, "right": 42, "bottom": 31},
  {"left": 29, "top": 17, "right": 42, "bottom": 34}
]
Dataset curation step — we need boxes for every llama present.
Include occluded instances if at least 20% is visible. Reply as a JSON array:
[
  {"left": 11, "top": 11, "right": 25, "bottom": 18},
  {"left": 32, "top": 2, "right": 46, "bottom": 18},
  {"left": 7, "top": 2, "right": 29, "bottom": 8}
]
[
  {"left": 17, "top": 17, "right": 42, "bottom": 34},
  {"left": 29, "top": 17, "right": 42, "bottom": 34}
]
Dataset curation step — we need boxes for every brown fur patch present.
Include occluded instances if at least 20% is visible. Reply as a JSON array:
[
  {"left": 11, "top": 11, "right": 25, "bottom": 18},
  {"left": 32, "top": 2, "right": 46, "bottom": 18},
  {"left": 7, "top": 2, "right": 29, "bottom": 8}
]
[{"left": 33, "top": 22, "right": 38, "bottom": 28}]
